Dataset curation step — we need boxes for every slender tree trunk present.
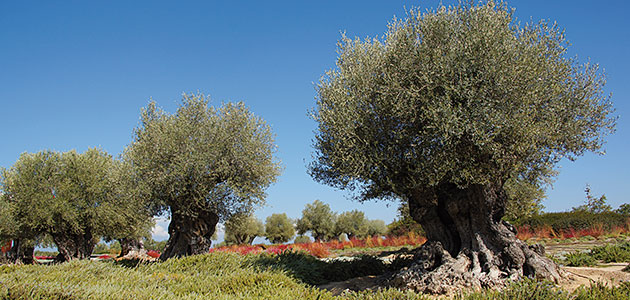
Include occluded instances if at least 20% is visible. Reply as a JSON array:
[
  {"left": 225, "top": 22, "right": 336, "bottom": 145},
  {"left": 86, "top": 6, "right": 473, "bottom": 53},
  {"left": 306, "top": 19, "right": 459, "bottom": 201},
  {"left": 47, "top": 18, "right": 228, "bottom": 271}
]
[
  {"left": 159, "top": 209, "right": 219, "bottom": 261},
  {"left": 118, "top": 238, "right": 145, "bottom": 257},
  {"left": 53, "top": 231, "right": 95, "bottom": 262},
  {"left": 390, "top": 182, "right": 561, "bottom": 294}
]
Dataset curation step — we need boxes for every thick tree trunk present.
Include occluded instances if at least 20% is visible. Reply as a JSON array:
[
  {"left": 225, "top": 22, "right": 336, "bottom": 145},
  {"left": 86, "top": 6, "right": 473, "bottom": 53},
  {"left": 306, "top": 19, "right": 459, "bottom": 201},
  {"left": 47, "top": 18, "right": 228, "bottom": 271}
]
[
  {"left": 159, "top": 209, "right": 219, "bottom": 261},
  {"left": 390, "top": 182, "right": 561, "bottom": 294},
  {"left": 118, "top": 238, "right": 145, "bottom": 257},
  {"left": 53, "top": 231, "right": 95, "bottom": 262}
]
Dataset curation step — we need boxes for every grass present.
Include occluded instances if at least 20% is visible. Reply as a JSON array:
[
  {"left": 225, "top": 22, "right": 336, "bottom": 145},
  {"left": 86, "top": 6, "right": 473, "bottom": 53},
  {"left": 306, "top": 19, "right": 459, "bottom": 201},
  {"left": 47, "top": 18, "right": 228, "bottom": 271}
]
[{"left": 2, "top": 252, "right": 630, "bottom": 299}]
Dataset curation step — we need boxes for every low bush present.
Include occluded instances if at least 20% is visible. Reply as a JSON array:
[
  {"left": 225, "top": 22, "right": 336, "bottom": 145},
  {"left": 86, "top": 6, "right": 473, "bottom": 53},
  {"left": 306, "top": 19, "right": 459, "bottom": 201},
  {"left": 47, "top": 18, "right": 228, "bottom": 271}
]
[
  {"left": 591, "top": 242, "right": 630, "bottom": 263},
  {"left": 564, "top": 251, "right": 597, "bottom": 267},
  {"left": 517, "top": 211, "right": 628, "bottom": 233}
]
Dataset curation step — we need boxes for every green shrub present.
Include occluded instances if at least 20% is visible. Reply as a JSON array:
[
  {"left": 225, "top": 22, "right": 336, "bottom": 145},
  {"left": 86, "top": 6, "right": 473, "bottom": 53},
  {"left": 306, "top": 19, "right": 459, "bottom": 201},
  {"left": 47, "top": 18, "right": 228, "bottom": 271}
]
[
  {"left": 294, "top": 235, "right": 312, "bottom": 244},
  {"left": 564, "top": 251, "right": 597, "bottom": 267},
  {"left": 517, "top": 211, "right": 628, "bottom": 232},
  {"left": 591, "top": 242, "right": 630, "bottom": 263},
  {"left": 252, "top": 251, "right": 387, "bottom": 285}
]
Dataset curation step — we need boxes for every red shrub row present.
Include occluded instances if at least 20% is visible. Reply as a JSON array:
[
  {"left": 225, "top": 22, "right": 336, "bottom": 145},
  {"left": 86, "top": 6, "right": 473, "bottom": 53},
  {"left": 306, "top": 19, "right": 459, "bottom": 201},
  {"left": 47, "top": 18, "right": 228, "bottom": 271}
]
[
  {"left": 205, "top": 232, "right": 426, "bottom": 258},
  {"left": 516, "top": 221, "right": 630, "bottom": 241}
]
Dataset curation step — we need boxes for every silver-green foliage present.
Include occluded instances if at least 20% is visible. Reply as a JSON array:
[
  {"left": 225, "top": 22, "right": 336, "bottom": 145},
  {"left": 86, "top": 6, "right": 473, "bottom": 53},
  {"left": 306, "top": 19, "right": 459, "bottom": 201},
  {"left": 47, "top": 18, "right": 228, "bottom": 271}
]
[
  {"left": 1, "top": 149, "right": 115, "bottom": 241},
  {"left": 296, "top": 200, "right": 337, "bottom": 241},
  {"left": 126, "top": 93, "right": 281, "bottom": 220},
  {"left": 265, "top": 213, "right": 295, "bottom": 244},
  {"left": 311, "top": 1, "right": 615, "bottom": 202},
  {"left": 334, "top": 210, "right": 368, "bottom": 239},
  {"left": 224, "top": 213, "right": 265, "bottom": 245}
]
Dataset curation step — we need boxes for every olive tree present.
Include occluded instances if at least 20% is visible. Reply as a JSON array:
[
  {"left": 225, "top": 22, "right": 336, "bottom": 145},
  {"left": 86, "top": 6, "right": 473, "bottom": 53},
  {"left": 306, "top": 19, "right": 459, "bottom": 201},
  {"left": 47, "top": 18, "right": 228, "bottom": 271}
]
[
  {"left": 310, "top": 1, "right": 615, "bottom": 292},
  {"left": 333, "top": 210, "right": 368, "bottom": 239},
  {"left": 1, "top": 149, "right": 128, "bottom": 261},
  {"left": 101, "top": 160, "right": 155, "bottom": 257},
  {"left": 126, "top": 93, "right": 280, "bottom": 260},
  {"left": 264, "top": 213, "right": 295, "bottom": 244},
  {"left": 295, "top": 200, "right": 337, "bottom": 241},
  {"left": 224, "top": 213, "right": 265, "bottom": 245}
]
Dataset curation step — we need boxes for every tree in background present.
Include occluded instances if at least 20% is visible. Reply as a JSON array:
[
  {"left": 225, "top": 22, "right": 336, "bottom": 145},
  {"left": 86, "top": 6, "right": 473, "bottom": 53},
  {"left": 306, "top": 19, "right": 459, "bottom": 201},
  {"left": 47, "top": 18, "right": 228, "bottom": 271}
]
[
  {"left": 264, "top": 213, "right": 295, "bottom": 244},
  {"left": 387, "top": 203, "right": 424, "bottom": 237},
  {"left": 126, "top": 94, "right": 281, "bottom": 260},
  {"left": 366, "top": 219, "right": 387, "bottom": 237},
  {"left": 573, "top": 184, "right": 612, "bottom": 213},
  {"left": 310, "top": 1, "right": 615, "bottom": 292},
  {"left": 616, "top": 204, "right": 630, "bottom": 216},
  {"left": 296, "top": 200, "right": 336, "bottom": 241},
  {"left": 224, "top": 213, "right": 264, "bottom": 245},
  {"left": 334, "top": 210, "right": 368, "bottom": 239}
]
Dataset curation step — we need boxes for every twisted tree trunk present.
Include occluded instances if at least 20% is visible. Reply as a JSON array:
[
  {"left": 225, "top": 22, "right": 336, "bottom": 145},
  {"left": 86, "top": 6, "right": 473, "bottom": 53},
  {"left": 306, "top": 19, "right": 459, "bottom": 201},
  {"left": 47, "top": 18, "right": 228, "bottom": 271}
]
[
  {"left": 159, "top": 209, "right": 219, "bottom": 261},
  {"left": 53, "top": 231, "right": 95, "bottom": 262},
  {"left": 390, "top": 182, "right": 561, "bottom": 294}
]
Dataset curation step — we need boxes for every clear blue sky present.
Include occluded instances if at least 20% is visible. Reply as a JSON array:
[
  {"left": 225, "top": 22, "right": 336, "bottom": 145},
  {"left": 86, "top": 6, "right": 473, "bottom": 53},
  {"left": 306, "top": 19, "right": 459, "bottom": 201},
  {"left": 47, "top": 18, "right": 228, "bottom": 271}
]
[{"left": 1, "top": 1, "right": 628, "bottom": 241}]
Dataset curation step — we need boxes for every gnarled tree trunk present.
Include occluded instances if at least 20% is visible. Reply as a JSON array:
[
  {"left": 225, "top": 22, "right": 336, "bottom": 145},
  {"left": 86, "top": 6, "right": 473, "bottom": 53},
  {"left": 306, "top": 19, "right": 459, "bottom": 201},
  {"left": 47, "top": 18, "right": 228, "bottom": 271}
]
[
  {"left": 118, "top": 238, "right": 145, "bottom": 257},
  {"left": 159, "top": 209, "right": 219, "bottom": 261},
  {"left": 390, "top": 182, "right": 561, "bottom": 294},
  {"left": 53, "top": 231, "right": 95, "bottom": 262}
]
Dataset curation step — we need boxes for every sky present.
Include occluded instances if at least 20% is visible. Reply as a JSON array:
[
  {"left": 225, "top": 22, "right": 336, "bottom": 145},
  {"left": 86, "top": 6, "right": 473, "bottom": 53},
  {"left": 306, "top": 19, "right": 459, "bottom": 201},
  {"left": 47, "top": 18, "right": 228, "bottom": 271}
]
[{"left": 1, "top": 1, "right": 628, "bottom": 242}]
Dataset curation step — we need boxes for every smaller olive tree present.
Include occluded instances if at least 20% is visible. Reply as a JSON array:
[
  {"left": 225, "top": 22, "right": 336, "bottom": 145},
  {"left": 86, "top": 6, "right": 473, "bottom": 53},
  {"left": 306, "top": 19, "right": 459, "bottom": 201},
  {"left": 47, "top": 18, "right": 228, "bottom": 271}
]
[
  {"left": 265, "top": 213, "right": 295, "bottom": 244},
  {"left": 334, "top": 210, "right": 368, "bottom": 239},
  {"left": 224, "top": 213, "right": 264, "bottom": 245},
  {"left": 296, "top": 200, "right": 337, "bottom": 241},
  {"left": 127, "top": 94, "right": 281, "bottom": 260},
  {"left": 366, "top": 219, "right": 387, "bottom": 237}
]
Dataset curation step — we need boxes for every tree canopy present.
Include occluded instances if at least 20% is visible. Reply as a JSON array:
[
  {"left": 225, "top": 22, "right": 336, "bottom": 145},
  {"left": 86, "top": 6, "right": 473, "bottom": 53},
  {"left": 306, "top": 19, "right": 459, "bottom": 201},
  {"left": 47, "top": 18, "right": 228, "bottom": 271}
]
[
  {"left": 334, "top": 210, "right": 368, "bottom": 239},
  {"left": 0, "top": 148, "right": 144, "bottom": 261},
  {"left": 126, "top": 93, "right": 281, "bottom": 259},
  {"left": 310, "top": 2, "right": 615, "bottom": 203},
  {"left": 224, "top": 213, "right": 265, "bottom": 245},
  {"left": 295, "top": 200, "right": 337, "bottom": 241},
  {"left": 264, "top": 213, "right": 295, "bottom": 244}
]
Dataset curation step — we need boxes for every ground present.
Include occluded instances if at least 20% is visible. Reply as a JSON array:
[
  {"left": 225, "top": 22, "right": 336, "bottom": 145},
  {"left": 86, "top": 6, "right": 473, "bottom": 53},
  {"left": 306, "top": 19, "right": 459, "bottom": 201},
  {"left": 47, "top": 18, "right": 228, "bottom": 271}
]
[{"left": 318, "top": 239, "right": 630, "bottom": 296}]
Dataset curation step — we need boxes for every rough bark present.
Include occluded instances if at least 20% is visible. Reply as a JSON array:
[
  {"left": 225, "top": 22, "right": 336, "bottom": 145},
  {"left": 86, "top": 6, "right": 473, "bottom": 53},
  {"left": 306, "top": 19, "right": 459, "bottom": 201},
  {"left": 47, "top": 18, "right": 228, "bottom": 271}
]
[
  {"left": 118, "top": 238, "right": 145, "bottom": 257},
  {"left": 52, "top": 231, "right": 95, "bottom": 262},
  {"left": 389, "top": 182, "right": 561, "bottom": 294},
  {"left": 159, "top": 209, "right": 219, "bottom": 261}
]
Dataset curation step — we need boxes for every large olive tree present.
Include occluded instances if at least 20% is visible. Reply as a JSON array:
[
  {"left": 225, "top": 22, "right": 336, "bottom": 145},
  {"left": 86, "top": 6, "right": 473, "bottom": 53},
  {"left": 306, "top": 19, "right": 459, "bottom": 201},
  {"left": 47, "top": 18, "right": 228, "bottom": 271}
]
[
  {"left": 126, "top": 93, "right": 280, "bottom": 260},
  {"left": 310, "top": 1, "right": 615, "bottom": 293}
]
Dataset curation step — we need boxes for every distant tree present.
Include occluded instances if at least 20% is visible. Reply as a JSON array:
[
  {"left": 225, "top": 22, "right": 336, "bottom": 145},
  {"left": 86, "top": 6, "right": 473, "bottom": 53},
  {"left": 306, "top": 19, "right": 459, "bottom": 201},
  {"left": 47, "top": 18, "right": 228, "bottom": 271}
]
[
  {"left": 126, "top": 93, "right": 281, "bottom": 260},
  {"left": 616, "top": 203, "right": 630, "bottom": 216},
  {"left": 224, "top": 213, "right": 264, "bottom": 245},
  {"left": 296, "top": 200, "right": 337, "bottom": 241},
  {"left": 143, "top": 238, "right": 168, "bottom": 253},
  {"left": 573, "top": 184, "right": 612, "bottom": 213},
  {"left": 366, "top": 219, "right": 387, "bottom": 237},
  {"left": 387, "top": 203, "right": 424, "bottom": 237},
  {"left": 334, "top": 210, "right": 368, "bottom": 239},
  {"left": 293, "top": 235, "right": 312, "bottom": 244},
  {"left": 265, "top": 213, "right": 295, "bottom": 244},
  {"left": 310, "top": 1, "right": 615, "bottom": 291}
]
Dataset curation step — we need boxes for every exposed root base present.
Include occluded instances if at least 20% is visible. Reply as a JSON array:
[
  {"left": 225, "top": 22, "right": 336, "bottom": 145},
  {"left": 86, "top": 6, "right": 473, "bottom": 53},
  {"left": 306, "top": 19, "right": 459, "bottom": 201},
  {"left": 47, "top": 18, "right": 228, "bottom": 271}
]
[{"left": 389, "top": 241, "right": 562, "bottom": 295}]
